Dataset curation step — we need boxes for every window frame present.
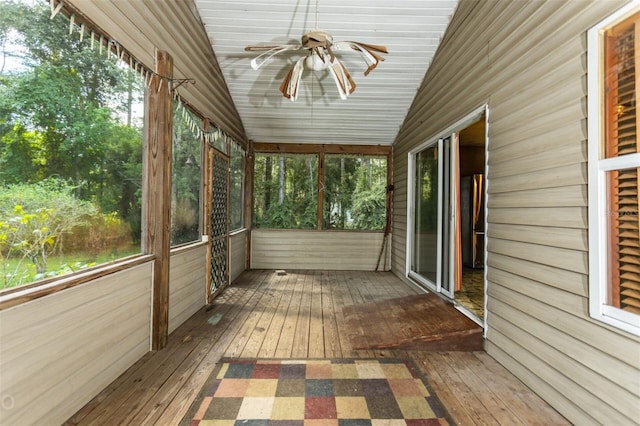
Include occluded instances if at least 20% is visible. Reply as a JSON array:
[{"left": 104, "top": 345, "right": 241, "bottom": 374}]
[
  {"left": 322, "top": 154, "right": 388, "bottom": 231},
  {"left": 251, "top": 143, "right": 392, "bottom": 232},
  {"left": 252, "top": 152, "right": 320, "bottom": 230},
  {"left": 229, "top": 140, "right": 246, "bottom": 233},
  {"left": 587, "top": 1, "right": 640, "bottom": 336},
  {"left": 170, "top": 102, "right": 205, "bottom": 248},
  {"left": 0, "top": 1, "right": 148, "bottom": 293}
]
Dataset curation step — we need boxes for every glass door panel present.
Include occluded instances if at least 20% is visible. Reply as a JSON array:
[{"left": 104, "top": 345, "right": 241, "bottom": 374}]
[
  {"left": 440, "top": 137, "right": 453, "bottom": 297},
  {"left": 412, "top": 145, "right": 439, "bottom": 284},
  {"left": 410, "top": 137, "right": 454, "bottom": 296}
]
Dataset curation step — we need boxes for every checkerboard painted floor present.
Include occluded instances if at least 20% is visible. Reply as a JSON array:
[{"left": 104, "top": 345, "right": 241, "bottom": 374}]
[{"left": 182, "top": 359, "right": 452, "bottom": 426}]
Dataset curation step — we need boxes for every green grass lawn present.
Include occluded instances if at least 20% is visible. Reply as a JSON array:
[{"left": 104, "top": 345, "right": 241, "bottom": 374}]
[{"left": 1, "top": 247, "right": 140, "bottom": 289}]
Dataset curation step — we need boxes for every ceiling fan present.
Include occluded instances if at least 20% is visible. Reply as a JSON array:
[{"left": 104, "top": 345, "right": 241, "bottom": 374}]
[{"left": 244, "top": 0, "right": 388, "bottom": 101}]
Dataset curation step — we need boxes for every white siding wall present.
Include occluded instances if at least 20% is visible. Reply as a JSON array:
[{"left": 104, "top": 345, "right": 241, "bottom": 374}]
[
  {"left": 251, "top": 230, "right": 391, "bottom": 271},
  {"left": 0, "top": 263, "right": 153, "bottom": 425},
  {"left": 392, "top": 0, "right": 640, "bottom": 423},
  {"left": 169, "top": 245, "right": 207, "bottom": 333},
  {"left": 230, "top": 230, "right": 247, "bottom": 282}
]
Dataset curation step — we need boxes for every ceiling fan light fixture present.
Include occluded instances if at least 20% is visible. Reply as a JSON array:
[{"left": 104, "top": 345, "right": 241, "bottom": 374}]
[{"left": 305, "top": 52, "right": 328, "bottom": 71}]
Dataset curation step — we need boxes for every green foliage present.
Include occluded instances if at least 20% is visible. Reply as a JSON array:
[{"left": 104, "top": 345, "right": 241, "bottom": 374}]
[
  {"left": 416, "top": 148, "right": 439, "bottom": 232},
  {"left": 0, "top": 179, "right": 97, "bottom": 286},
  {"left": 0, "top": 180, "right": 137, "bottom": 288},
  {"left": 351, "top": 182, "right": 387, "bottom": 230},
  {"left": 0, "top": 1, "right": 144, "bottom": 287},
  {"left": 253, "top": 154, "right": 318, "bottom": 229},
  {"left": 324, "top": 156, "right": 387, "bottom": 230},
  {"left": 253, "top": 154, "right": 387, "bottom": 231},
  {"left": 0, "top": 123, "right": 46, "bottom": 182},
  {"left": 171, "top": 103, "right": 202, "bottom": 246}
]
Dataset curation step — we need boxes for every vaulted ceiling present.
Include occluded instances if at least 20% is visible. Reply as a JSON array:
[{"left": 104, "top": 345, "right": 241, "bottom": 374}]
[{"left": 193, "top": 0, "right": 459, "bottom": 146}]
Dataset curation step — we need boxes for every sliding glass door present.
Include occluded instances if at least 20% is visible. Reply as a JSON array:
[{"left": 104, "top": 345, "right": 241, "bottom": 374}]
[
  {"left": 410, "top": 137, "right": 453, "bottom": 297},
  {"left": 407, "top": 107, "right": 488, "bottom": 325}
]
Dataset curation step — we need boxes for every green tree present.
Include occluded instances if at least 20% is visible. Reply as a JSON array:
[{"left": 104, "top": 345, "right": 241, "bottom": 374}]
[
  {"left": 0, "top": 1, "right": 144, "bottom": 287},
  {"left": 0, "top": 0, "right": 144, "bottom": 238},
  {"left": 350, "top": 157, "right": 387, "bottom": 230},
  {"left": 170, "top": 103, "right": 202, "bottom": 245},
  {"left": 253, "top": 154, "right": 317, "bottom": 229}
]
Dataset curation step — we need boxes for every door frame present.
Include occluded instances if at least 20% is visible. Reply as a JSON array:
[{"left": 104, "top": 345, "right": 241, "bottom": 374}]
[
  {"left": 206, "top": 146, "right": 231, "bottom": 302},
  {"left": 406, "top": 105, "right": 488, "bottom": 321}
]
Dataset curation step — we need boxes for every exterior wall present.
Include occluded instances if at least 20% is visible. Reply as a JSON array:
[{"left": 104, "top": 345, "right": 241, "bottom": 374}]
[
  {"left": 251, "top": 230, "right": 391, "bottom": 271},
  {"left": 392, "top": 0, "right": 640, "bottom": 424},
  {"left": 169, "top": 244, "right": 208, "bottom": 333},
  {"left": 0, "top": 263, "right": 153, "bottom": 425},
  {"left": 230, "top": 229, "right": 248, "bottom": 282}
]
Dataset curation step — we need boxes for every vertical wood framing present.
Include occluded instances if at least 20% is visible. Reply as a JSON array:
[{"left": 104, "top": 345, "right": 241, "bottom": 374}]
[
  {"left": 317, "top": 152, "right": 325, "bottom": 230},
  {"left": 144, "top": 50, "right": 173, "bottom": 351},
  {"left": 377, "top": 150, "right": 393, "bottom": 270},
  {"left": 203, "top": 120, "right": 212, "bottom": 238},
  {"left": 245, "top": 141, "right": 254, "bottom": 269}
]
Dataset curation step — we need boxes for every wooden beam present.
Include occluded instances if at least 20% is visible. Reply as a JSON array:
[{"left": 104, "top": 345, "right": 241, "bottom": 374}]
[
  {"left": 386, "top": 149, "right": 393, "bottom": 234},
  {"left": 253, "top": 142, "right": 391, "bottom": 156},
  {"left": 317, "top": 152, "right": 325, "bottom": 230},
  {"left": 244, "top": 142, "right": 254, "bottom": 269},
  {"left": 143, "top": 49, "right": 173, "bottom": 351},
  {"left": 203, "top": 120, "right": 212, "bottom": 237}
]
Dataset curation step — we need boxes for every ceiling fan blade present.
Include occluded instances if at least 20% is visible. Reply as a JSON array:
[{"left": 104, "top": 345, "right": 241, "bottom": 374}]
[
  {"left": 245, "top": 44, "right": 294, "bottom": 51},
  {"left": 333, "top": 41, "right": 387, "bottom": 76},
  {"left": 347, "top": 42, "right": 388, "bottom": 54},
  {"left": 279, "top": 57, "right": 305, "bottom": 101},
  {"left": 247, "top": 44, "right": 301, "bottom": 70},
  {"left": 327, "top": 57, "right": 355, "bottom": 100}
]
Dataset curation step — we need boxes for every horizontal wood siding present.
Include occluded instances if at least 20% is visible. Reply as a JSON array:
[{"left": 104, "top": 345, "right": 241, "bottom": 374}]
[
  {"left": 66, "top": 0, "right": 246, "bottom": 144},
  {"left": 169, "top": 246, "right": 207, "bottom": 333},
  {"left": 251, "top": 230, "right": 390, "bottom": 271},
  {"left": 230, "top": 230, "right": 247, "bottom": 282},
  {"left": 392, "top": 0, "right": 640, "bottom": 423},
  {"left": 0, "top": 263, "right": 153, "bottom": 425}
]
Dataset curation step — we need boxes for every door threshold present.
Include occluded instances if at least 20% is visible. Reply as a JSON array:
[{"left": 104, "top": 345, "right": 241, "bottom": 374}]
[{"left": 453, "top": 301, "right": 484, "bottom": 328}]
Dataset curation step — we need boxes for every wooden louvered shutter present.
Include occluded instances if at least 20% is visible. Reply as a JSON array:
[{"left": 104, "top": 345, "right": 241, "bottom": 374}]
[{"left": 604, "top": 13, "right": 640, "bottom": 315}]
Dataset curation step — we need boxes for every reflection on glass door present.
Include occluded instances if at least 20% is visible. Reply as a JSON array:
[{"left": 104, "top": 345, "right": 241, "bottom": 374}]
[{"left": 412, "top": 145, "right": 439, "bottom": 284}]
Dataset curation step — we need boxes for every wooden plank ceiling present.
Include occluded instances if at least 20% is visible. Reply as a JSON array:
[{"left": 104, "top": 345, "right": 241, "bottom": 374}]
[{"left": 193, "top": 0, "right": 459, "bottom": 145}]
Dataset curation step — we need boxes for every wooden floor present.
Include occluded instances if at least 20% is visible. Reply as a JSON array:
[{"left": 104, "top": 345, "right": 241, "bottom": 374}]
[
  {"left": 64, "top": 270, "right": 569, "bottom": 425},
  {"left": 344, "top": 293, "right": 483, "bottom": 351}
]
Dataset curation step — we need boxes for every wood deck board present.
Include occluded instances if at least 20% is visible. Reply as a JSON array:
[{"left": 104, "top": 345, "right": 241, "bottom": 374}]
[
  {"left": 343, "top": 293, "right": 483, "bottom": 351},
  {"left": 65, "top": 270, "right": 569, "bottom": 426},
  {"left": 273, "top": 272, "right": 304, "bottom": 358},
  {"left": 471, "top": 351, "right": 569, "bottom": 424},
  {"left": 321, "top": 271, "right": 342, "bottom": 358},
  {"left": 291, "top": 270, "right": 313, "bottom": 357},
  {"left": 416, "top": 351, "right": 490, "bottom": 424},
  {"left": 308, "top": 271, "right": 326, "bottom": 357},
  {"left": 447, "top": 351, "right": 525, "bottom": 425}
]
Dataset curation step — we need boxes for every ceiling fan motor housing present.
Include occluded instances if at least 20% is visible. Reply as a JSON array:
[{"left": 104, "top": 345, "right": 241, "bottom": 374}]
[{"left": 301, "top": 30, "right": 333, "bottom": 49}]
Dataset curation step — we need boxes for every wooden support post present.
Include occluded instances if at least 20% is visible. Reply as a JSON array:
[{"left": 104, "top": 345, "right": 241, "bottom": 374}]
[
  {"left": 244, "top": 141, "right": 254, "bottom": 270},
  {"left": 203, "top": 120, "right": 212, "bottom": 237},
  {"left": 386, "top": 150, "right": 393, "bottom": 235},
  {"left": 317, "top": 152, "right": 325, "bottom": 230},
  {"left": 143, "top": 50, "right": 173, "bottom": 351}
]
